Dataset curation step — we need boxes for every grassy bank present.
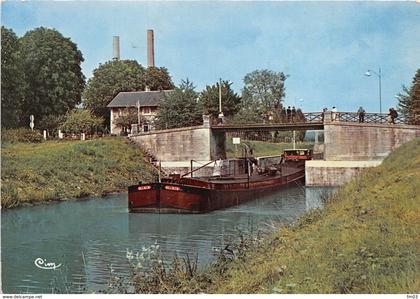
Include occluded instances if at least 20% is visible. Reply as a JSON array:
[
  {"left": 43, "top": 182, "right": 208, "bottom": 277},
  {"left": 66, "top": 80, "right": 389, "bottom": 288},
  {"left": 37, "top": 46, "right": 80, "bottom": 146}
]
[
  {"left": 1, "top": 137, "right": 156, "bottom": 208},
  {"left": 211, "top": 138, "right": 420, "bottom": 293},
  {"left": 125, "top": 138, "right": 419, "bottom": 294},
  {"left": 226, "top": 139, "right": 314, "bottom": 158}
]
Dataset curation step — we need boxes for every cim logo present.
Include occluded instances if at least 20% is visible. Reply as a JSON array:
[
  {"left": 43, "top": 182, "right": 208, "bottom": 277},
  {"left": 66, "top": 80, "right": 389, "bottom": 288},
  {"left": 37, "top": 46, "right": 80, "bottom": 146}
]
[{"left": 34, "top": 258, "right": 62, "bottom": 270}]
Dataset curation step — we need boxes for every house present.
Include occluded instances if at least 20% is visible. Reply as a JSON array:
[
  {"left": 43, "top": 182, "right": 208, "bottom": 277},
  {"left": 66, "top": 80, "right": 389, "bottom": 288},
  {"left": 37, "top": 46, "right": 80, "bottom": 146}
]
[{"left": 107, "top": 90, "right": 173, "bottom": 135}]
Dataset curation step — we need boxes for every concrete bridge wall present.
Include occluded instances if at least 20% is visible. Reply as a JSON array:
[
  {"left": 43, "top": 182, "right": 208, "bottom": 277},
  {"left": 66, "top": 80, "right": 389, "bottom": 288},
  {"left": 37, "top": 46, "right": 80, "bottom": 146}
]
[{"left": 129, "top": 126, "right": 226, "bottom": 162}]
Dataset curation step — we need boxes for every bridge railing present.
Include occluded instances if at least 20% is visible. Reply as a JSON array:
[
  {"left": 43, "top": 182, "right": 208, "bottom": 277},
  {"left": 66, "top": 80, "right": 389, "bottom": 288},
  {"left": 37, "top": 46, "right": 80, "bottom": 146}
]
[
  {"left": 303, "top": 112, "right": 407, "bottom": 125},
  {"left": 212, "top": 111, "right": 409, "bottom": 127},
  {"left": 337, "top": 112, "right": 406, "bottom": 124},
  {"left": 302, "top": 112, "right": 323, "bottom": 123}
]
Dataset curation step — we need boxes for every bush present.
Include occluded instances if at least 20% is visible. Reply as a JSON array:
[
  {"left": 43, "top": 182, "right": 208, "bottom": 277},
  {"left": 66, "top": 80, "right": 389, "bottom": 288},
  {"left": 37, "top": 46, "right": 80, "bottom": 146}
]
[
  {"left": 60, "top": 109, "right": 104, "bottom": 134},
  {"left": 1, "top": 128, "right": 43, "bottom": 144},
  {"left": 37, "top": 114, "right": 65, "bottom": 136}
]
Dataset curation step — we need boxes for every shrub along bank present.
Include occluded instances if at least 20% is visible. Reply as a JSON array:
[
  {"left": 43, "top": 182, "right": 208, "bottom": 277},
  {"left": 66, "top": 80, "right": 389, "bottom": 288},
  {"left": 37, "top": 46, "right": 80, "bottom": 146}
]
[
  {"left": 125, "top": 138, "right": 419, "bottom": 294},
  {"left": 1, "top": 128, "right": 44, "bottom": 143},
  {"left": 1, "top": 137, "right": 156, "bottom": 208}
]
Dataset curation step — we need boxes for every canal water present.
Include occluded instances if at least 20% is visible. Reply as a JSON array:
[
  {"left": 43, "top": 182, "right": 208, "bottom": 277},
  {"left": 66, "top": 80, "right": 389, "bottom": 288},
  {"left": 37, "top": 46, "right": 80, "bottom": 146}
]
[{"left": 1, "top": 186, "right": 333, "bottom": 294}]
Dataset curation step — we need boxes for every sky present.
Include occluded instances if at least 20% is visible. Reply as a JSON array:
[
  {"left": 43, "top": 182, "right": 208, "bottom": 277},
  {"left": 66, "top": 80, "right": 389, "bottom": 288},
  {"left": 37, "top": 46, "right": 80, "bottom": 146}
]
[{"left": 2, "top": 1, "right": 420, "bottom": 112}]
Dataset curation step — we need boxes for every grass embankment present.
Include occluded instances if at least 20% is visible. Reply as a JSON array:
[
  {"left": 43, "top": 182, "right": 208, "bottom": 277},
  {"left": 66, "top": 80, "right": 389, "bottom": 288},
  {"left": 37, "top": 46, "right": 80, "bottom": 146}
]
[
  {"left": 209, "top": 138, "right": 420, "bottom": 293},
  {"left": 226, "top": 140, "right": 314, "bottom": 158},
  {"left": 1, "top": 137, "right": 156, "bottom": 209}
]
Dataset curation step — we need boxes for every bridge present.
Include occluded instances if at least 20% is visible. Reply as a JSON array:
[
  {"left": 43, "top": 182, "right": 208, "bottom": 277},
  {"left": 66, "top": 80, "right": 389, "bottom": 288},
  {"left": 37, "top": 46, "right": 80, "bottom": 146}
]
[
  {"left": 128, "top": 111, "right": 419, "bottom": 186},
  {"left": 211, "top": 111, "right": 407, "bottom": 132}
]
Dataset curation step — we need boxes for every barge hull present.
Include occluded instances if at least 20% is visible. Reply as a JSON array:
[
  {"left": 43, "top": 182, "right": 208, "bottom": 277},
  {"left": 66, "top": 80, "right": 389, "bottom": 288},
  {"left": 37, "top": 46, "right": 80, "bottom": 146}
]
[{"left": 128, "top": 171, "right": 304, "bottom": 214}]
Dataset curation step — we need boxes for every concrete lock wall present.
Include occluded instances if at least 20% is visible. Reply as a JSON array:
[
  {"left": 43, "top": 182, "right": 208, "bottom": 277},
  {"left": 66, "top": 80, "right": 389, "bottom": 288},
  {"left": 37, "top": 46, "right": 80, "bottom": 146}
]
[
  {"left": 305, "top": 160, "right": 382, "bottom": 186},
  {"left": 324, "top": 122, "right": 420, "bottom": 161},
  {"left": 161, "top": 159, "right": 244, "bottom": 177},
  {"left": 210, "top": 130, "right": 227, "bottom": 160},
  {"left": 129, "top": 126, "right": 226, "bottom": 162},
  {"left": 307, "top": 122, "right": 420, "bottom": 186}
]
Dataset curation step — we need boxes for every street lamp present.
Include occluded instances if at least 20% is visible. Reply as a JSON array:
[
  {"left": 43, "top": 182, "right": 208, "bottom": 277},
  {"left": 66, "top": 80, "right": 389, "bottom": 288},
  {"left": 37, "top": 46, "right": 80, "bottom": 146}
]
[
  {"left": 218, "top": 78, "right": 233, "bottom": 123},
  {"left": 136, "top": 100, "right": 141, "bottom": 128},
  {"left": 294, "top": 98, "right": 304, "bottom": 108},
  {"left": 364, "top": 67, "right": 382, "bottom": 114},
  {"left": 218, "top": 78, "right": 223, "bottom": 117}
]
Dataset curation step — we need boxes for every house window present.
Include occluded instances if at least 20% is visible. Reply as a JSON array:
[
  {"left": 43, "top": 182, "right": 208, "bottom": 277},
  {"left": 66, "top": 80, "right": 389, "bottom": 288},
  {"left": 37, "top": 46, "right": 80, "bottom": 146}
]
[{"left": 143, "top": 107, "right": 151, "bottom": 115}]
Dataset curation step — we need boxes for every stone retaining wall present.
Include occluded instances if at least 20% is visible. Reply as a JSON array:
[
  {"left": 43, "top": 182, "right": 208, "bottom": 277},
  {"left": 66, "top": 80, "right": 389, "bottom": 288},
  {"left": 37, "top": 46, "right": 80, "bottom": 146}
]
[
  {"left": 324, "top": 122, "right": 420, "bottom": 161},
  {"left": 305, "top": 160, "right": 382, "bottom": 186}
]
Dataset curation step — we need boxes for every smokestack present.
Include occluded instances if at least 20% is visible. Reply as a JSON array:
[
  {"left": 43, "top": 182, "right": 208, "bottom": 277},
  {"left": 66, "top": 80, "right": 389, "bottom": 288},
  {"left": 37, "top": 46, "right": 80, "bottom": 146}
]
[
  {"left": 113, "top": 36, "right": 120, "bottom": 60},
  {"left": 147, "top": 29, "right": 155, "bottom": 67}
]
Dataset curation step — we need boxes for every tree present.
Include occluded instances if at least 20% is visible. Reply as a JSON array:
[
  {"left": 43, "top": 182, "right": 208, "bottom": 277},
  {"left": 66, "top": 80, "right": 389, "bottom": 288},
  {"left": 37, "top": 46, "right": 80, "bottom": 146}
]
[
  {"left": 232, "top": 105, "right": 261, "bottom": 124},
  {"left": 60, "top": 109, "right": 103, "bottom": 134},
  {"left": 83, "top": 59, "right": 146, "bottom": 125},
  {"left": 114, "top": 107, "right": 146, "bottom": 134},
  {"left": 1, "top": 26, "right": 25, "bottom": 128},
  {"left": 239, "top": 69, "right": 288, "bottom": 122},
  {"left": 145, "top": 66, "right": 175, "bottom": 91},
  {"left": 154, "top": 79, "right": 202, "bottom": 129},
  {"left": 398, "top": 69, "right": 420, "bottom": 125},
  {"left": 199, "top": 80, "right": 241, "bottom": 120},
  {"left": 83, "top": 61, "right": 175, "bottom": 127},
  {"left": 19, "top": 27, "right": 85, "bottom": 125}
]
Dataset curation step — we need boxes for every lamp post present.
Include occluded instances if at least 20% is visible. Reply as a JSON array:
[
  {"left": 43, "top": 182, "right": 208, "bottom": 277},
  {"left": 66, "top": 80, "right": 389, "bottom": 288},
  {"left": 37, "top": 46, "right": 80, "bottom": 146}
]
[
  {"left": 136, "top": 100, "right": 141, "bottom": 132},
  {"left": 364, "top": 67, "right": 382, "bottom": 114},
  {"left": 294, "top": 98, "right": 304, "bottom": 108},
  {"left": 218, "top": 78, "right": 223, "bottom": 115},
  {"left": 218, "top": 79, "right": 233, "bottom": 123},
  {"left": 218, "top": 78, "right": 224, "bottom": 124}
]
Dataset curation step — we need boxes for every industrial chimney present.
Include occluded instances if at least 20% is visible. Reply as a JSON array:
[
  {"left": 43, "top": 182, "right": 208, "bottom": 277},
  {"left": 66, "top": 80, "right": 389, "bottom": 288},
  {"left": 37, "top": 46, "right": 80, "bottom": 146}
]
[
  {"left": 113, "top": 36, "right": 120, "bottom": 60},
  {"left": 147, "top": 29, "right": 155, "bottom": 67}
]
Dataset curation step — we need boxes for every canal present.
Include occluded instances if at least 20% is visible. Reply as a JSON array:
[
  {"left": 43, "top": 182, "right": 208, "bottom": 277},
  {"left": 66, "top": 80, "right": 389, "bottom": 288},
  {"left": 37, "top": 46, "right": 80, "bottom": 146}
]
[{"left": 1, "top": 186, "right": 333, "bottom": 293}]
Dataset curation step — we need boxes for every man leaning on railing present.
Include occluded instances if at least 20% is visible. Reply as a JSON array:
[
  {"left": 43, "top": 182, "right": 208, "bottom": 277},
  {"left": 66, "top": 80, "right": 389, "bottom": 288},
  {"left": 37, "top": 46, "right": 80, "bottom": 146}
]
[{"left": 331, "top": 106, "right": 337, "bottom": 121}]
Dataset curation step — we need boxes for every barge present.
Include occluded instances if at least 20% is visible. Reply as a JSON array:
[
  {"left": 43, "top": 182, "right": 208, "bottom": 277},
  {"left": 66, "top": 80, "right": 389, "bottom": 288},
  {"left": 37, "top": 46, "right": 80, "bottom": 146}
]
[{"left": 128, "top": 149, "right": 311, "bottom": 214}]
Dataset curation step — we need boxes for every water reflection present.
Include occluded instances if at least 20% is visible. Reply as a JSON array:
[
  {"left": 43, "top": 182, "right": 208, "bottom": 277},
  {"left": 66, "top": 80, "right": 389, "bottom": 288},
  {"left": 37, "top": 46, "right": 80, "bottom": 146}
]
[{"left": 1, "top": 186, "right": 333, "bottom": 294}]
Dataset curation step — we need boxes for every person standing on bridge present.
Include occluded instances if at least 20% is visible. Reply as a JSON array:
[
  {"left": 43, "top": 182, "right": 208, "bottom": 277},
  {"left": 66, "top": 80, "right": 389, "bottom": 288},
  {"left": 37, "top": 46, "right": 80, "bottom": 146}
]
[
  {"left": 291, "top": 107, "right": 297, "bottom": 122},
  {"left": 392, "top": 108, "right": 398, "bottom": 124},
  {"left": 321, "top": 107, "right": 328, "bottom": 122},
  {"left": 388, "top": 108, "right": 398, "bottom": 124},
  {"left": 331, "top": 106, "right": 337, "bottom": 121},
  {"left": 286, "top": 106, "right": 292, "bottom": 122},
  {"left": 358, "top": 106, "right": 365, "bottom": 123},
  {"left": 282, "top": 107, "right": 287, "bottom": 122}
]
